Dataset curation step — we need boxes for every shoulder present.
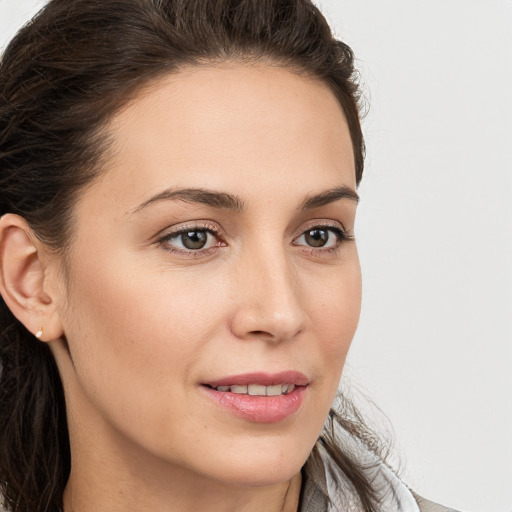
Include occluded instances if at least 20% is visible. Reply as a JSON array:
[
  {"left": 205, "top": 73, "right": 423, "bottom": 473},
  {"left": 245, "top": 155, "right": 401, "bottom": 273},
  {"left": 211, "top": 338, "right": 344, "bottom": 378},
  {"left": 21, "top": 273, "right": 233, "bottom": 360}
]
[{"left": 411, "top": 490, "right": 463, "bottom": 512}]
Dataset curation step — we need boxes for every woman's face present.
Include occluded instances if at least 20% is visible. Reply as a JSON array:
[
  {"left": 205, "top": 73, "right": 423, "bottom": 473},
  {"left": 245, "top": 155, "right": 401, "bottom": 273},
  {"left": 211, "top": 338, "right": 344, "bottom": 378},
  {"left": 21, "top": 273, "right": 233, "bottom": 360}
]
[{"left": 51, "top": 63, "right": 361, "bottom": 486}]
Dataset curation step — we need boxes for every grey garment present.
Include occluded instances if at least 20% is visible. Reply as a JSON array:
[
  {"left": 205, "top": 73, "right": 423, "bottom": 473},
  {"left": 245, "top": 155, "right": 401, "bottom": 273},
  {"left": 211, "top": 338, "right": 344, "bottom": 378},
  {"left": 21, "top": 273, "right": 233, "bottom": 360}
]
[
  {"left": 299, "top": 456, "right": 457, "bottom": 512},
  {"left": 300, "top": 475, "right": 459, "bottom": 512},
  {"left": 411, "top": 491, "right": 462, "bottom": 512},
  {"left": 299, "top": 469, "right": 329, "bottom": 512}
]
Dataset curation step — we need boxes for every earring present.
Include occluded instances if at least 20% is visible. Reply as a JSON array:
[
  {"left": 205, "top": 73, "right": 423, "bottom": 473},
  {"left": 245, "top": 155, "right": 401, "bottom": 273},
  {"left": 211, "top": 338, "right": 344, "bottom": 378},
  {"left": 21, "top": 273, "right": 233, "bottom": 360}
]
[{"left": 35, "top": 327, "right": 44, "bottom": 339}]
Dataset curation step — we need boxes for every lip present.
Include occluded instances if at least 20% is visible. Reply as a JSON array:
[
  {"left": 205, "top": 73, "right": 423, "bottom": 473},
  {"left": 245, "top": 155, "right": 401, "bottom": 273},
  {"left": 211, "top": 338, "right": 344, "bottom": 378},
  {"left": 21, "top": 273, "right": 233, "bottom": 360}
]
[
  {"left": 201, "top": 371, "right": 309, "bottom": 423},
  {"left": 204, "top": 371, "right": 309, "bottom": 388}
]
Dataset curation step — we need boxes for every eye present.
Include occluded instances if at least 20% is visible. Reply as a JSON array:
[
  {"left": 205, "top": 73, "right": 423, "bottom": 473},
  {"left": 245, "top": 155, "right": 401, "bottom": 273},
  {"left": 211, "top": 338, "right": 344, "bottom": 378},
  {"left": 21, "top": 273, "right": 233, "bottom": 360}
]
[
  {"left": 294, "top": 226, "right": 350, "bottom": 250},
  {"left": 160, "top": 228, "right": 220, "bottom": 252}
]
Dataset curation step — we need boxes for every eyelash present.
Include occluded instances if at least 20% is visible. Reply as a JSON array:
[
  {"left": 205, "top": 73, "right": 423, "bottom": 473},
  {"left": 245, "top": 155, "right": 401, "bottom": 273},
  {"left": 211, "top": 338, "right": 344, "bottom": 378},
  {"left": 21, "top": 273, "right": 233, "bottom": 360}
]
[
  {"left": 157, "top": 222, "right": 225, "bottom": 257},
  {"left": 293, "top": 223, "right": 354, "bottom": 255},
  {"left": 156, "top": 222, "right": 354, "bottom": 256}
]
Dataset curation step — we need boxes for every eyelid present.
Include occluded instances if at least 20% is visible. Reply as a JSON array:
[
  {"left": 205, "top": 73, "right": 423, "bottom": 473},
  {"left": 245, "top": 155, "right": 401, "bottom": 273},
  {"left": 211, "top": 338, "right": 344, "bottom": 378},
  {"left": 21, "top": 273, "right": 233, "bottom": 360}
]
[
  {"left": 292, "top": 220, "right": 355, "bottom": 252},
  {"left": 298, "top": 219, "right": 349, "bottom": 234},
  {"left": 155, "top": 220, "right": 226, "bottom": 254},
  {"left": 156, "top": 220, "right": 224, "bottom": 239}
]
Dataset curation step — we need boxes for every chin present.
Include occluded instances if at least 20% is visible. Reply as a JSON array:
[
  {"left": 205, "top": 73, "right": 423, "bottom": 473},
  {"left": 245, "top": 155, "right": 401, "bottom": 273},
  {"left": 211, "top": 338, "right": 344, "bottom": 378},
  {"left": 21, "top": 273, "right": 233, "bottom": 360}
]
[
  {"left": 187, "top": 435, "right": 314, "bottom": 488},
  {"left": 212, "top": 461, "right": 304, "bottom": 488}
]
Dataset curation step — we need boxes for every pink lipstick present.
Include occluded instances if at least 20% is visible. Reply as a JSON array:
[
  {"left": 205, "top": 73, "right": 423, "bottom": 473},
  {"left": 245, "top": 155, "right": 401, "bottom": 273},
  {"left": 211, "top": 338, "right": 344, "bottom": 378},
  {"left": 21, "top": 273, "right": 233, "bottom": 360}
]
[{"left": 201, "top": 371, "right": 308, "bottom": 423}]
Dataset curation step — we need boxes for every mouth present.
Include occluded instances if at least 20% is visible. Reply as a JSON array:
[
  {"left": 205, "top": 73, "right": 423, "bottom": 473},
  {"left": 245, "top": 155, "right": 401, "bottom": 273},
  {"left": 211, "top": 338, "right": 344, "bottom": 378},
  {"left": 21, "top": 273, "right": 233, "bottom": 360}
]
[
  {"left": 204, "top": 383, "right": 297, "bottom": 396},
  {"left": 203, "top": 370, "right": 309, "bottom": 389},
  {"left": 200, "top": 371, "right": 309, "bottom": 423}
]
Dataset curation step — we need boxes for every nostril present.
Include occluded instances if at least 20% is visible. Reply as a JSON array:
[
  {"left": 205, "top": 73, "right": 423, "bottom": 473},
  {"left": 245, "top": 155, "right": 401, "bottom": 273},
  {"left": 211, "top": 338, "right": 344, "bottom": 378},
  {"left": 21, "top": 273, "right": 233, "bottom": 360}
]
[{"left": 249, "top": 330, "right": 273, "bottom": 337}]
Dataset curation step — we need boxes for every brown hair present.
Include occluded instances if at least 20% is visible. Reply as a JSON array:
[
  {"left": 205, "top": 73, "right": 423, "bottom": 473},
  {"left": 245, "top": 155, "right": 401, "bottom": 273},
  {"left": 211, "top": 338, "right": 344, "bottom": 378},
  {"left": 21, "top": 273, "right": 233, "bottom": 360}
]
[{"left": 0, "top": 1, "right": 374, "bottom": 511}]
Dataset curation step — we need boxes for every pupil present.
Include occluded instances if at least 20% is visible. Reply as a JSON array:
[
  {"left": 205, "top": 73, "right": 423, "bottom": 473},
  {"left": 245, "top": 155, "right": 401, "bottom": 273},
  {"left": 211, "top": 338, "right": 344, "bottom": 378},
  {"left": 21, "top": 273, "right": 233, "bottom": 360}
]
[
  {"left": 182, "top": 231, "right": 207, "bottom": 249},
  {"left": 305, "top": 229, "right": 328, "bottom": 247}
]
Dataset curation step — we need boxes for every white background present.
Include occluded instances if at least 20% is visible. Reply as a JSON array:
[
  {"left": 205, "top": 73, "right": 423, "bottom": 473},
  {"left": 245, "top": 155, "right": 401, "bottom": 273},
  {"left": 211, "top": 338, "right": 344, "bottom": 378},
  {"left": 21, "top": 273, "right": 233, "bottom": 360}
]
[{"left": 1, "top": 1, "right": 511, "bottom": 511}]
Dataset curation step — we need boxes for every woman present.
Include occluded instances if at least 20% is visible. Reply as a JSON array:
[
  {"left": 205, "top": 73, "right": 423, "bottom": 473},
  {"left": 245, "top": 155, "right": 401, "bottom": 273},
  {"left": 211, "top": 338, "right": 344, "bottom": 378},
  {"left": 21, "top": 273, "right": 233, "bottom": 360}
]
[{"left": 0, "top": 1, "right": 458, "bottom": 511}]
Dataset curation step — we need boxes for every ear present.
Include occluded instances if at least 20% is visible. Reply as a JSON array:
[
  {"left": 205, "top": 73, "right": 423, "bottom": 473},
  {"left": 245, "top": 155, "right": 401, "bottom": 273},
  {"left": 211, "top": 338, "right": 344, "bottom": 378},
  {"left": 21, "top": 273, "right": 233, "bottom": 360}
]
[{"left": 0, "top": 214, "right": 63, "bottom": 342}]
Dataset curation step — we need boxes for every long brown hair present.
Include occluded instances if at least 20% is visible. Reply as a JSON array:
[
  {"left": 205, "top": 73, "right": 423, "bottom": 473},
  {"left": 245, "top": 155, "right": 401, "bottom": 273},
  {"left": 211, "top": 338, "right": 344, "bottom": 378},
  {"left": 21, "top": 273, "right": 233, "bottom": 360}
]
[{"left": 0, "top": 1, "right": 375, "bottom": 511}]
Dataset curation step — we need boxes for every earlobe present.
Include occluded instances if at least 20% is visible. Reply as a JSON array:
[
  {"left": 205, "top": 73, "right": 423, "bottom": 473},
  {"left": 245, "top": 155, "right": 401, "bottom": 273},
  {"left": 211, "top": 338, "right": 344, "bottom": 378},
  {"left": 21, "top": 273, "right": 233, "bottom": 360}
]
[{"left": 0, "top": 214, "right": 63, "bottom": 342}]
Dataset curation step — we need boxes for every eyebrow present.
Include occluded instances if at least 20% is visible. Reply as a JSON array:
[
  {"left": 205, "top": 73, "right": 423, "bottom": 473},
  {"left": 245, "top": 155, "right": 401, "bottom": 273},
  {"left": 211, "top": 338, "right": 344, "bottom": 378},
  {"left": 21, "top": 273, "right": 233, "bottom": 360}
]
[
  {"left": 299, "top": 186, "right": 359, "bottom": 209},
  {"left": 130, "top": 184, "right": 358, "bottom": 214},
  {"left": 131, "top": 187, "right": 245, "bottom": 214}
]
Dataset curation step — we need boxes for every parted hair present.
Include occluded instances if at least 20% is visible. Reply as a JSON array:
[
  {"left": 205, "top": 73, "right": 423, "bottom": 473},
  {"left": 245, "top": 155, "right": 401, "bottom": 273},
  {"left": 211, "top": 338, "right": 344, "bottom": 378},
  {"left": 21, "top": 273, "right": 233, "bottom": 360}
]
[{"left": 0, "top": 1, "right": 376, "bottom": 511}]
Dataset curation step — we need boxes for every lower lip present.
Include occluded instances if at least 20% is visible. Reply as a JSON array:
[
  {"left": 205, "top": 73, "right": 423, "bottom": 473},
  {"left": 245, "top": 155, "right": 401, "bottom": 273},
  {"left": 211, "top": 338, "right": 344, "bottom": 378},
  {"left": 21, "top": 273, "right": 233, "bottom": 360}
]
[{"left": 201, "top": 385, "right": 307, "bottom": 423}]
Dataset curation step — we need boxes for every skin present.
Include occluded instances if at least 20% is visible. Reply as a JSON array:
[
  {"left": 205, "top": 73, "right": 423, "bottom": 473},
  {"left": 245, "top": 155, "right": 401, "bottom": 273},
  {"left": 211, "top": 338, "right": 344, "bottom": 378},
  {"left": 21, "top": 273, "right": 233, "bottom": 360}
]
[{"left": 0, "top": 63, "right": 361, "bottom": 512}]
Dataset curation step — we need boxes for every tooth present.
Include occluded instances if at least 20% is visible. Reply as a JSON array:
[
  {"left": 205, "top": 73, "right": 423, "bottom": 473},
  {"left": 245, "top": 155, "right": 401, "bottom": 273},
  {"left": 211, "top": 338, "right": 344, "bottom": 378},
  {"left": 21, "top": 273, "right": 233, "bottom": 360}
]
[
  {"left": 281, "top": 384, "right": 295, "bottom": 395},
  {"left": 216, "top": 386, "right": 229, "bottom": 392},
  {"left": 230, "top": 385, "right": 248, "bottom": 394},
  {"left": 266, "top": 384, "right": 282, "bottom": 396},
  {"left": 248, "top": 384, "right": 266, "bottom": 396}
]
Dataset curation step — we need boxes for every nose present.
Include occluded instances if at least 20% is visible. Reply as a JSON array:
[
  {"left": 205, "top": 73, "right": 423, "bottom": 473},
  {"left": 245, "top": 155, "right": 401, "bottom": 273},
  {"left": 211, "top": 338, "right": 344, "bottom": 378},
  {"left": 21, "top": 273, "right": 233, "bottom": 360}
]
[{"left": 229, "top": 247, "right": 307, "bottom": 343}]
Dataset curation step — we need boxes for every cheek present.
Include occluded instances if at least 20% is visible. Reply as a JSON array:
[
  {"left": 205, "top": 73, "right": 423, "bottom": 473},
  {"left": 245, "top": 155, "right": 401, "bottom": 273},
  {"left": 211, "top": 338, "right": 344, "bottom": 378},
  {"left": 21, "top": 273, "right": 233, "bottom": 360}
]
[
  {"left": 307, "top": 256, "right": 362, "bottom": 388},
  {"left": 58, "top": 253, "right": 226, "bottom": 425},
  {"left": 312, "top": 258, "right": 361, "bottom": 348}
]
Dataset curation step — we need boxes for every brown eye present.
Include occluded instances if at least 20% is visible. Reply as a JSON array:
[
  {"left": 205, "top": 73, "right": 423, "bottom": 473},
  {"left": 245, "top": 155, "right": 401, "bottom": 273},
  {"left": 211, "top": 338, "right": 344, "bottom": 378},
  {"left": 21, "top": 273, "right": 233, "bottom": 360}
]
[
  {"left": 294, "top": 226, "right": 347, "bottom": 250},
  {"left": 304, "top": 229, "right": 329, "bottom": 247},
  {"left": 161, "top": 228, "right": 219, "bottom": 252},
  {"left": 181, "top": 230, "right": 208, "bottom": 250}
]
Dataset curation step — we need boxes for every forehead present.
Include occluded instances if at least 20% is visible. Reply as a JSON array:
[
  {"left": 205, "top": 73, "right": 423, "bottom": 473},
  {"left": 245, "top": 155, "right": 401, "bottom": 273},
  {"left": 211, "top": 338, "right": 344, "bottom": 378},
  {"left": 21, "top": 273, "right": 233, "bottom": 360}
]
[{"left": 85, "top": 63, "right": 356, "bottom": 212}]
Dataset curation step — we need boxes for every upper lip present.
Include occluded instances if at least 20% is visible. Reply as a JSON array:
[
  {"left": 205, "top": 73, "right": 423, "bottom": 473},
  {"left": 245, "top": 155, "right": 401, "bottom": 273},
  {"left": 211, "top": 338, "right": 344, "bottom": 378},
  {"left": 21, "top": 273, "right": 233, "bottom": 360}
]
[{"left": 204, "top": 371, "right": 309, "bottom": 388}]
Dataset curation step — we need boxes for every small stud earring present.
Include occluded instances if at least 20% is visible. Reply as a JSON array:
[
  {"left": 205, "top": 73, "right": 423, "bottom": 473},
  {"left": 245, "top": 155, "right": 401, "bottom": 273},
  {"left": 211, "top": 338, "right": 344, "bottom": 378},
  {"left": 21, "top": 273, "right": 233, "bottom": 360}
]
[{"left": 35, "top": 327, "right": 44, "bottom": 339}]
